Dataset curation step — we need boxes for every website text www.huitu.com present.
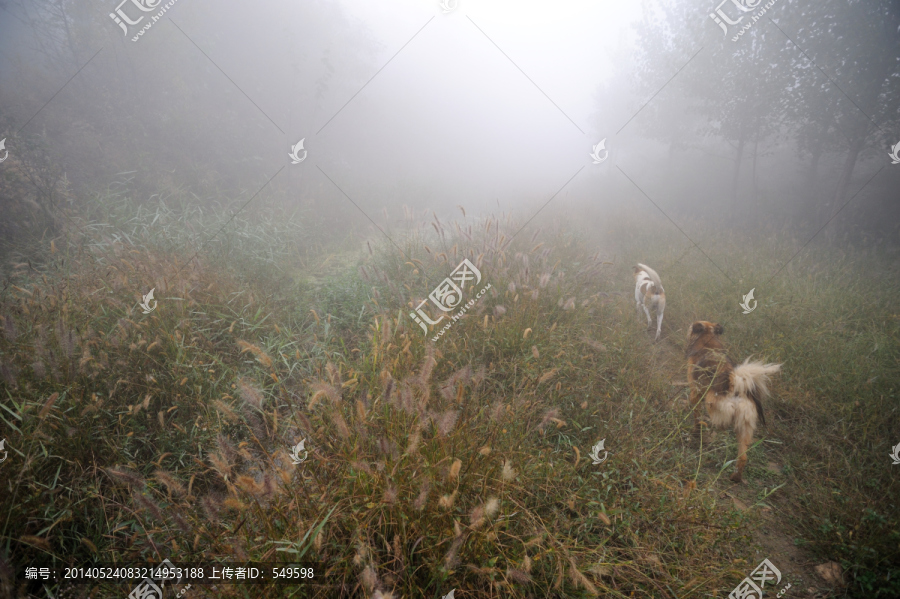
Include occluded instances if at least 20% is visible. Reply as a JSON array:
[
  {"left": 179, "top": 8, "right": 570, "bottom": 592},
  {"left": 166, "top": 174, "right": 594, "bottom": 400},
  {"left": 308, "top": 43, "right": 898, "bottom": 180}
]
[
  {"left": 730, "top": 0, "right": 780, "bottom": 42},
  {"left": 130, "top": 0, "right": 182, "bottom": 42}
]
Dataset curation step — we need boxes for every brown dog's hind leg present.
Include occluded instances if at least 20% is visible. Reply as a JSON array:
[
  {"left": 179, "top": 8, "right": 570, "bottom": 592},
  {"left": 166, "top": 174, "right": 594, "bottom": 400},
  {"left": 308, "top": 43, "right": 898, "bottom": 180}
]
[
  {"left": 689, "top": 387, "right": 704, "bottom": 439},
  {"left": 731, "top": 426, "right": 753, "bottom": 483}
]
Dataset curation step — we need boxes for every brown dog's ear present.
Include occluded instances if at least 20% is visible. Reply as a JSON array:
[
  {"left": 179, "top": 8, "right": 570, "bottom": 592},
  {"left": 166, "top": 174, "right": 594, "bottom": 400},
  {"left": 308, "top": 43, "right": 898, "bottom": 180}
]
[
  {"left": 714, "top": 323, "right": 724, "bottom": 335},
  {"left": 691, "top": 322, "right": 706, "bottom": 335}
]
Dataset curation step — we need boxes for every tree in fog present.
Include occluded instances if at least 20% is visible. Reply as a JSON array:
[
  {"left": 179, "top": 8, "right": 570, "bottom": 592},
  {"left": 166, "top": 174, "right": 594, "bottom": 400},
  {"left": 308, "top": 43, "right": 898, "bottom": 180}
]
[
  {"left": 0, "top": 0, "right": 377, "bottom": 203},
  {"left": 781, "top": 0, "right": 900, "bottom": 213},
  {"left": 631, "top": 0, "right": 900, "bottom": 229}
]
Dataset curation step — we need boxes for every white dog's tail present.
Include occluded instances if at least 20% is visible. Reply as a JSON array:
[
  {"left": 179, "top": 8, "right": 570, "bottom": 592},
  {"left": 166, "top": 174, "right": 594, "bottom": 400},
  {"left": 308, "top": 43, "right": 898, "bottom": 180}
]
[
  {"left": 636, "top": 263, "right": 664, "bottom": 293},
  {"left": 732, "top": 359, "right": 781, "bottom": 425}
]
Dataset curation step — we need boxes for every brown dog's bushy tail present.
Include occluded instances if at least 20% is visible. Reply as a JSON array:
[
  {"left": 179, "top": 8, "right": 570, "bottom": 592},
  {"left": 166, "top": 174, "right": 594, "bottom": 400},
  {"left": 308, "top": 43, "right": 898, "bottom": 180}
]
[{"left": 732, "top": 360, "right": 781, "bottom": 426}]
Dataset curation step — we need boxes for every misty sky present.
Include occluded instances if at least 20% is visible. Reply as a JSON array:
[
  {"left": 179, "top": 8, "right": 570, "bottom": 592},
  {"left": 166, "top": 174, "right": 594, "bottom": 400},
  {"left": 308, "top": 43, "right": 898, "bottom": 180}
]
[
  {"left": 299, "top": 0, "right": 645, "bottom": 213},
  {"left": 0, "top": 0, "right": 645, "bottom": 214},
  {"left": 0, "top": 0, "right": 896, "bottom": 236},
  {"left": 334, "top": 0, "right": 641, "bottom": 127}
]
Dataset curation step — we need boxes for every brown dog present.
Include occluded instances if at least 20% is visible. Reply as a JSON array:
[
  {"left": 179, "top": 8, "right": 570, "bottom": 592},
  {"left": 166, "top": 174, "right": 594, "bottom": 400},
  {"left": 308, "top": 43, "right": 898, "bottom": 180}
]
[{"left": 687, "top": 321, "right": 781, "bottom": 482}]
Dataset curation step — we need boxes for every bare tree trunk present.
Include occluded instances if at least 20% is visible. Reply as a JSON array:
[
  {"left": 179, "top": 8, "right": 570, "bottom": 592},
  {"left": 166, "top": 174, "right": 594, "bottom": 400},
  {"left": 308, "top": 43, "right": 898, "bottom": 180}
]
[
  {"left": 751, "top": 119, "right": 760, "bottom": 216},
  {"left": 828, "top": 26, "right": 893, "bottom": 228},
  {"left": 803, "top": 145, "right": 822, "bottom": 225},
  {"left": 730, "top": 126, "right": 746, "bottom": 210},
  {"left": 821, "top": 118, "right": 868, "bottom": 243},
  {"left": 831, "top": 121, "right": 868, "bottom": 215},
  {"left": 54, "top": 0, "right": 80, "bottom": 69}
]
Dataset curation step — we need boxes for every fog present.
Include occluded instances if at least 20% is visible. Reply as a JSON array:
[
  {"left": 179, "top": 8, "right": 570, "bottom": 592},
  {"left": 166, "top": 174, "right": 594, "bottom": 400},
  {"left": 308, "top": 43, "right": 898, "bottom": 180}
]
[{"left": 3, "top": 0, "right": 895, "bottom": 243}]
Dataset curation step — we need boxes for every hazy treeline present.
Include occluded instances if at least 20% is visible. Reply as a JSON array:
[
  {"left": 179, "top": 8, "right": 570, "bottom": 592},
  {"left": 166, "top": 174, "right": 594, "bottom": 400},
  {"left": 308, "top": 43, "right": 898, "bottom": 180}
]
[
  {"left": 0, "top": 0, "right": 377, "bottom": 249},
  {"left": 622, "top": 0, "right": 900, "bottom": 234},
  {"left": 0, "top": 0, "right": 898, "bottom": 255}
]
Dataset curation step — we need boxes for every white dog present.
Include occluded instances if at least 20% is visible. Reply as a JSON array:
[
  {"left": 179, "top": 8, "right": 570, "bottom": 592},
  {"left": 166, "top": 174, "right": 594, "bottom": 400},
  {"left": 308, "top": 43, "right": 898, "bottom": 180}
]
[{"left": 633, "top": 263, "right": 666, "bottom": 340}]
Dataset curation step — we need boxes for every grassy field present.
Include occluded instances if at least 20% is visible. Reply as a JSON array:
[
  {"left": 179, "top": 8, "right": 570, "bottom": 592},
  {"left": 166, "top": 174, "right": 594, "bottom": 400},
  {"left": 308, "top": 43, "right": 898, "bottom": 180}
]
[{"left": 0, "top": 196, "right": 898, "bottom": 598}]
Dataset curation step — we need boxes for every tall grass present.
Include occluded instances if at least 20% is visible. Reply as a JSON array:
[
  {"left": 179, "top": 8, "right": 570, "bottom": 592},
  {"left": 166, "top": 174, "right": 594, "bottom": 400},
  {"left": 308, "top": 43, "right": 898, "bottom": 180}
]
[{"left": 0, "top": 197, "right": 897, "bottom": 598}]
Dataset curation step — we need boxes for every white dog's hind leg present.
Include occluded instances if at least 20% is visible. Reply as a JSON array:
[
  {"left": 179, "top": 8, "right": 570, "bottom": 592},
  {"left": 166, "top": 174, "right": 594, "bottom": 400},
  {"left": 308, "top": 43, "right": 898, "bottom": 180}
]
[{"left": 655, "top": 295, "right": 665, "bottom": 340}]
